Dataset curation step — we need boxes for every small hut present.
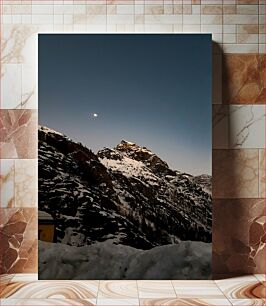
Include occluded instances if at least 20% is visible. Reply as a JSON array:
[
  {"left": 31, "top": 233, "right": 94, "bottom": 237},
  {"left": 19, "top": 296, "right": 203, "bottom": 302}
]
[{"left": 38, "top": 210, "right": 55, "bottom": 242}]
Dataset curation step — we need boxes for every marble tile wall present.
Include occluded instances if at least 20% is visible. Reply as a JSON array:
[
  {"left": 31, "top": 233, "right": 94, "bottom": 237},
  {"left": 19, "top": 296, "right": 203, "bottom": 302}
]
[{"left": 0, "top": 0, "right": 265, "bottom": 277}]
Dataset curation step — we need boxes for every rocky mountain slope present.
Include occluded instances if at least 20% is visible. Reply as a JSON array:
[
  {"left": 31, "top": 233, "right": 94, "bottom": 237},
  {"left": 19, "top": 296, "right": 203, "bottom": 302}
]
[{"left": 38, "top": 126, "right": 212, "bottom": 249}]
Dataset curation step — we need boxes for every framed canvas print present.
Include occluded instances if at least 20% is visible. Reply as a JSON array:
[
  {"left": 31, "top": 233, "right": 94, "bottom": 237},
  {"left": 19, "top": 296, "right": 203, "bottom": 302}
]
[{"left": 38, "top": 34, "right": 212, "bottom": 280}]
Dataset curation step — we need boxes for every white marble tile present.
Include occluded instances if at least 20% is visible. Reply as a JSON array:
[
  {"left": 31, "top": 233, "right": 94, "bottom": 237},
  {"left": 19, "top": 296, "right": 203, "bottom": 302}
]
[
  {"left": 137, "top": 281, "right": 176, "bottom": 299},
  {"left": 96, "top": 299, "right": 139, "bottom": 305},
  {"left": 1, "top": 24, "right": 38, "bottom": 83},
  {"left": 139, "top": 298, "right": 232, "bottom": 305},
  {"left": 144, "top": 24, "right": 173, "bottom": 32},
  {"left": 183, "top": 24, "right": 201, "bottom": 32},
  {"left": 223, "top": 25, "right": 236, "bottom": 34},
  {"left": 11, "top": 274, "right": 38, "bottom": 282},
  {"left": 213, "top": 105, "right": 229, "bottom": 149},
  {"left": 1, "top": 64, "right": 22, "bottom": 109},
  {"left": 201, "top": 25, "right": 222, "bottom": 34},
  {"left": 0, "top": 159, "right": 15, "bottom": 208},
  {"left": 223, "top": 33, "right": 236, "bottom": 43},
  {"left": 172, "top": 280, "right": 225, "bottom": 298},
  {"left": 32, "top": 4, "right": 54, "bottom": 14},
  {"left": 144, "top": 15, "right": 182, "bottom": 24},
  {"left": 222, "top": 43, "right": 258, "bottom": 53},
  {"left": 183, "top": 14, "right": 200, "bottom": 24},
  {"left": 32, "top": 14, "right": 54, "bottom": 24},
  {"left": 254, "top": 274, "right": 266, "bottom": 283},
  {"left": 74, "top": 5, "right": 86, "bottom": 14},
  {"left": 21, "top": 62, "right": 37, "bottom": 109},
  {"left": 107, "top": 15, "right": 134, "bottom": 25},
  {"left": 259, "top": 44, "right": 265, "bottom": 54},
  {"left": 14, "top": 159, "right": 37, "bottom": 207},
  {"left": 229, "top": 105, "right": 265, "bottom": 149},
  {"left": 98, "top": 281, "right": 138, "bottom": 299},
  {"left": 87, "top": 15, "right": 107, "bottom": 25},
  {"left": 116, "top": 5, "right": 134, "bottom": 15},
  {"left": 2, "top": 15, "right": 12, "bottom": 23}
]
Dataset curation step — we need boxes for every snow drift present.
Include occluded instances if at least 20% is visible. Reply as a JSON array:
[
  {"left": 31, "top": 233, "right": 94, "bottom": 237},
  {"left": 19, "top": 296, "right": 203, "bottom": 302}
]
[{"left": 39, "top": 240, "right": 211, "bottom": 280}]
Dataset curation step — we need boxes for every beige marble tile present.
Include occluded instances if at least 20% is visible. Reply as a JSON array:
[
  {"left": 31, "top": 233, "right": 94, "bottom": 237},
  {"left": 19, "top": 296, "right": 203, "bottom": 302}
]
[
  {"left": 259, "top": 149, "right": 265, "bottom": 198},
  {"left": 236, "top": 0, "right": 259, "bottom": 4},
  {"left": 224, "top": 14, "right": 258, "bottom": 25},
  {"left": 0, "top": 110, "right": 37, "bottom": 159},
  {"left": 201, "top": 5, "right": 223, "bottom": 14},
  {"left": 1, "top": 281, "right": 99, "bottom": 299},
  {"left": 139, "top": 298, "right": 232, "bottom": 305},
  {"left": 172, "top": 280, "right": 225, "bottom": 298},
  {"left": 215, "top": 276, "right": 265, "bottom": 299},
  {"left": 98, "top": 281, "right": 138, "bottom": 299},
  {"left": 0, "top": 159, "right": 15, "bottom": 208},
  {"left": 223, "top": 25, "right": 237, "bottom": 34},
  {"left": 201, "top": 15, "right": 223, "bottom": 25},
  {"left": 0, "top": 274, "right": 14, "bottom": 295},
  {"left": 213, "top": 199, "right": 266, "bottom": 276},
  {"left": 0, "top": 208, "right": 38, "bottom": 274},
  {"left": 223, "top": 4, "right": 237, "bottom": 14},
  {"left": 0, "top": 299, "right": 96, "bottom": 305},
  {"left": 144, "top": 5, "right": 164, "bottom": 15},
  {"left": 237, "top": 33, "right": 259, "bottom": 44},
  {"left": 137, "top": 281, "right": 176, "bottom": 299},
  {"left": 237, "top": 4, "right": 259, "bottom": 14},
  {"left": 237, "top": 25, "right": 259, "bottom": 34},
  {"left": 213, "top": 149, "right": 259, "bottom": 198},
  {"left": 87, "top": 4, "right": 107, "bottom": 15},
  {"left": 14, "top": 159, "right": 37, "bottom": 207},
  {"left": 229, "top": 300, "right": 266, "bottom": 306}
]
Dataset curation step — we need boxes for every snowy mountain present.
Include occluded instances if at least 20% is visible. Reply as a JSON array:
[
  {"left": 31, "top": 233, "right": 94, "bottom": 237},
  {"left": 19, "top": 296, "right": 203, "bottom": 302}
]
[{"left": 38, "top": 126, "right": 212, "bottom": 250}]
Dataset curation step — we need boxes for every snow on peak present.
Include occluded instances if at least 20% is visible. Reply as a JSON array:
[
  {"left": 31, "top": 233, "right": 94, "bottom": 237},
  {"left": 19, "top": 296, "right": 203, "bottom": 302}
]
[
  {"left": 119, "top": 140, "right": 136, "bottom": 146},
  {"left": 39, "top": 125, "right": 64, "bottom": 137},
  {"left": 116, "top": 140, "right": 153, "bottom": 155},
  {"left": 100, "top": 154, "right": 158, "bottom": 184}
]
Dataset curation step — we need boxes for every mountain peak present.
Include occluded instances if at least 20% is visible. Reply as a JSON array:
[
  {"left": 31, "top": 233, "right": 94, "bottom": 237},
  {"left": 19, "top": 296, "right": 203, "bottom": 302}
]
[
  {"left": 113, "top": 140, "right": 175, "bottom": 176},
  {"left": 116, "top": 140, "right": 152, "bottom": 155},
  {"left": 119, "top": 140, "right": 136, "bottom": 146}
]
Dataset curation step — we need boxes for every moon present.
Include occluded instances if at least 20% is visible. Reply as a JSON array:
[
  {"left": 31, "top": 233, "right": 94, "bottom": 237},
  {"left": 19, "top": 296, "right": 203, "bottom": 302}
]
[{"left": 92, "top": 113, "right": 98, "bottom": 118}]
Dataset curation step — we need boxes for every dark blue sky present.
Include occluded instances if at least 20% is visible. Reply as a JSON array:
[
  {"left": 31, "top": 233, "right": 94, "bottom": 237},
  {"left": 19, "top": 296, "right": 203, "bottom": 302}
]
[{"left": 39, "top": 34, "right": 211, "bottom": 175}]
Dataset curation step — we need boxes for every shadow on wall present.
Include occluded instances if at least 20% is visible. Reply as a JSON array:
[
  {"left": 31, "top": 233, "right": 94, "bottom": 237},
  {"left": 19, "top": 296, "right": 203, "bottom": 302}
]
[{"left": 212, "top": 41, "right": 266, "bottom": 279}]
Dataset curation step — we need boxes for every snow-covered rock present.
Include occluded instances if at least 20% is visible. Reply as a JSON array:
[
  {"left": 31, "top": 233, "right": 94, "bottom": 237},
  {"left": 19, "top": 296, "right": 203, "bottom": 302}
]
[
  {"left": 39, "top": 240, "right": 211, "bottom": 280},
  {"left": 38, "top": 126, "right": 212, "bottom": 250}
]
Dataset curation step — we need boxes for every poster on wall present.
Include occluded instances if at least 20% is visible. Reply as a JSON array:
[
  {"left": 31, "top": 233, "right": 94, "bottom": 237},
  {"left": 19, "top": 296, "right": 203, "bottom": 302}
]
[{"left": 38, "top": 34, "right": 212, "bottom": 280}]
